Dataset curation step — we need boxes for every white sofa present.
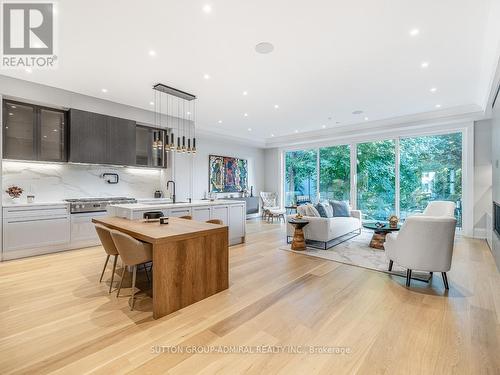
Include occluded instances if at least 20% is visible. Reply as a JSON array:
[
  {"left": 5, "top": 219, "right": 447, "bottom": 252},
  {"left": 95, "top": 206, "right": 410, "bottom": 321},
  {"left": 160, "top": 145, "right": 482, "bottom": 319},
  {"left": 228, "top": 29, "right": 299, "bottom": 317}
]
[
  {"left": 286, "top": 205, "right": 362, "bottom": 249},
  {"left": 385, "top": 201, "right": 457, "bottom": 289}
]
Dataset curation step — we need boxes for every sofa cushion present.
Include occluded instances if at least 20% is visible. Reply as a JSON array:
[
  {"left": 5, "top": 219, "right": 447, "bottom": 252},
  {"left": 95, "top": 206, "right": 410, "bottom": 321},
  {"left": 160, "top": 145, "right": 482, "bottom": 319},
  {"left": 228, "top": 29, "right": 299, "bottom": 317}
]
[{"left": 330, "top": 200, "right": 350, "bottom": 217}]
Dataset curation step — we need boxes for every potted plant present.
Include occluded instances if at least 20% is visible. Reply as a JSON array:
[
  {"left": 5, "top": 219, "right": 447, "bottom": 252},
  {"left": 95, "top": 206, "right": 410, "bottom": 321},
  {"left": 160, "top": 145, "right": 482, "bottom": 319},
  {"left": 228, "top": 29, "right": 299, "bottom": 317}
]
[{"left": 5, "top": 185, "right": 23, "bottom": 204}]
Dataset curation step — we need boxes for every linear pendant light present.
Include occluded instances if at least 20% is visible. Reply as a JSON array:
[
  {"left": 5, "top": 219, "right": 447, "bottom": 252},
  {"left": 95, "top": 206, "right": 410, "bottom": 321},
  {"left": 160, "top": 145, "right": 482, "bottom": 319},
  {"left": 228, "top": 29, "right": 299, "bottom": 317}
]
[{"left": 153, "top": 83, "right": 197, "bottom": 155}]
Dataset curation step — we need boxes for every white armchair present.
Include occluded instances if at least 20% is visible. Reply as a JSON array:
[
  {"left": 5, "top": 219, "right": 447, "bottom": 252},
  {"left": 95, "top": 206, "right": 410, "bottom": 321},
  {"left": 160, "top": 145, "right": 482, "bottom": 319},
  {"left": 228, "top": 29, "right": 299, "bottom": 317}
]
[{"left": 385, "top": 201, "right": 457, "bottom": 289}]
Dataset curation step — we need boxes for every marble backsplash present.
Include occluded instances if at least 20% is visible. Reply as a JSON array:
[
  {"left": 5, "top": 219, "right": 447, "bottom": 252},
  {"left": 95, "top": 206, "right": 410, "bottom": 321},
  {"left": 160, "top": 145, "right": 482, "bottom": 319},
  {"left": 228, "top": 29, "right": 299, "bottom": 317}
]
[{"left": 2, "top": 161, "right": 164, "bottom": 203}]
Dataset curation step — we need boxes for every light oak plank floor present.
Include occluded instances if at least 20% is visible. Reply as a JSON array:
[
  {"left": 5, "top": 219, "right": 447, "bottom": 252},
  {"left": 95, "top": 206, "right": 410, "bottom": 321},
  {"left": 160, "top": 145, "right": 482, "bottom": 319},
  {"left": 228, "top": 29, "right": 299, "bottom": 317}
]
[{"left": 0, "top": 220, "right": 499, "bottom": 374}]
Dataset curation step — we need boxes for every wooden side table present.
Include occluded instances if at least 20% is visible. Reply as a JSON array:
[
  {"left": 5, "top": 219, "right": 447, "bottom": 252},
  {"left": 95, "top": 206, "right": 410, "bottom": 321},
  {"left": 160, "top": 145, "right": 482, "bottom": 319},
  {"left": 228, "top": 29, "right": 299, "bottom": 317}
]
[{"left": 288, "top": 219, "right": 309, "bottom": 251}]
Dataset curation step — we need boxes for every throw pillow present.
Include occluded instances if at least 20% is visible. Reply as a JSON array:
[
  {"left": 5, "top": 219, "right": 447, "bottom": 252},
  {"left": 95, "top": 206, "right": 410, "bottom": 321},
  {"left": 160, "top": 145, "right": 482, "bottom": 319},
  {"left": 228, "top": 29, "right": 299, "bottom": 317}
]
[
  {"left": 322, "top": 202, "right": 334, "bottom": 218},
  {"left": 306, "top": 204, "right": 320, "bottom": 217},
  {"left": 314, "top": 203, "right": 328, "bottom": 218},
  {"left": 329, "top": 200, "right": 350, "bottom": 217}
]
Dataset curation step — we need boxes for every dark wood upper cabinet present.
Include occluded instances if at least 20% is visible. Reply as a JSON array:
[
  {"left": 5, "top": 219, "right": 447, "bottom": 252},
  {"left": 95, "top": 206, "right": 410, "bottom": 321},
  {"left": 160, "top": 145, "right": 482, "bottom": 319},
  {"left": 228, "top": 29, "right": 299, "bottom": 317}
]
[
  {"left": 2, "top": 100, "right": 67, "bottom": 162},
  {"left": 68, "top": 109, "right": 107, "bottom": 164},
  {"left": 106, "top": 116, "right": 136, "bottom": 165},
  {"left": 69, "top": 109, "right": 136, "bottom": 166}
]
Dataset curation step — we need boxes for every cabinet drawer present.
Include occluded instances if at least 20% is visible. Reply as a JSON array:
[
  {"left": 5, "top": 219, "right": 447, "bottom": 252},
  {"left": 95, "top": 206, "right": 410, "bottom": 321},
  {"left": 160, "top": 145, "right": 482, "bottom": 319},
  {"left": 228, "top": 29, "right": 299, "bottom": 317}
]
[
  {"left": 3, "top": 216, "right": 70, "bottom": 252},
  {"left": 167, "top": 208, "right": 192, "bottom": 218},
  {"left": 192, "top": 207, "right": 211, "bottom": 222},
  {"left": 3, "top": 205, "right": 69, "bottom": 218}
]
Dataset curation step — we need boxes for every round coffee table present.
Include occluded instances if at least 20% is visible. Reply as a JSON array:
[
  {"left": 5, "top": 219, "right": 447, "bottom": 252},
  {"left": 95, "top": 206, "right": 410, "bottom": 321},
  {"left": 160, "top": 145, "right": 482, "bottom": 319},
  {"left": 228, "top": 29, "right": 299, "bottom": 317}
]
[
  {"left": 362, "top": 221, "right": 401, "bottom": 250},
  {"left": 288, "top": 218, "right": 309, "bottom": 251}
]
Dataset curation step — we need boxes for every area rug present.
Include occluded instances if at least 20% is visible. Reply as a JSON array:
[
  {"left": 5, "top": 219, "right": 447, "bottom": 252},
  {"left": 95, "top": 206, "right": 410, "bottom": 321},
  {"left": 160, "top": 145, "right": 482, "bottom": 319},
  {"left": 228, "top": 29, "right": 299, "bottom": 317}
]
[{"left": 280, "top": 231, "right": 430, "bottom": 280}]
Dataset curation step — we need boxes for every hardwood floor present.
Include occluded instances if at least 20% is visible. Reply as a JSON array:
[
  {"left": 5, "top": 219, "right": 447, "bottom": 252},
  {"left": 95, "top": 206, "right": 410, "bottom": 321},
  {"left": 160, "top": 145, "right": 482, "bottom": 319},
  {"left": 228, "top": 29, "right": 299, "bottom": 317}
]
[{"left": 0, "top": 219, "right": 499, "bottom": 374}]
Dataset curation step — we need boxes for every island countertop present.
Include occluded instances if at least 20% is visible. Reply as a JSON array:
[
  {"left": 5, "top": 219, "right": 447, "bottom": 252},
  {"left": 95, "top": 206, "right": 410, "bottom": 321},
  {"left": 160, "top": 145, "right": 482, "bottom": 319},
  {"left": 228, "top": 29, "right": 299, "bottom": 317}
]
[{"left": 108, "top": 199, "right": 246, "bottom": 211}]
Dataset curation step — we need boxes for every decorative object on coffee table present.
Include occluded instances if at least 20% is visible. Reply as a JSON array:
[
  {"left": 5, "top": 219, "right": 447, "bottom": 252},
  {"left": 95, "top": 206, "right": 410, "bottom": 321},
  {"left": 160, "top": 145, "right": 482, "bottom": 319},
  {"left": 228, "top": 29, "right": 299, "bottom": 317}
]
[
  {"left": 288, "top": 218, "right": 309, "bottom": 251},
  {"left": 363, "top": 221, "right": 401, "bottom": 250},
  {"left": 389, "top": 215, "right": 399, "bottom": 229}
]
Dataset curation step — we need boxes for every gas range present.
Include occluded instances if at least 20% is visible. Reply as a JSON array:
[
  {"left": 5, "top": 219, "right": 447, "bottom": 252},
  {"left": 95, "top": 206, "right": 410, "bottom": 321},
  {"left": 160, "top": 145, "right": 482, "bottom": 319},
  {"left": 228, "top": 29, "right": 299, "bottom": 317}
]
[{"left": 64, "top": 197, "right": 137, "bottom": 214}]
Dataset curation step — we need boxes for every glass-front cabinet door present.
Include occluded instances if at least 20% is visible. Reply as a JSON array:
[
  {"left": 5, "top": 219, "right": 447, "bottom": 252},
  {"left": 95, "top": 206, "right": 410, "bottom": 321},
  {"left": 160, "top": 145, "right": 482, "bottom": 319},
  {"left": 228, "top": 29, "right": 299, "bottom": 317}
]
[
  {"left": 3, "top": 101, "right": 36, "bottom": 160},
  {"left": 2, "top": 100, "right": 67, "bottom": 162},
  {"left": 40, "top": 108, "right": 66, "bottom": 161},
  {"left": 135, "top": 125, "right": 166, "bottom": 167}
]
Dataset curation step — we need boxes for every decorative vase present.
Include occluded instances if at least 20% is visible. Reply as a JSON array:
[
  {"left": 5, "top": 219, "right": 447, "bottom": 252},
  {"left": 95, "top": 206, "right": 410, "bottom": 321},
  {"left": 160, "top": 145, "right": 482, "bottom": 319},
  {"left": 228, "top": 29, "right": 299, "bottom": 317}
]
[{"left": 11, "top": 197, "right": 21, "bottom": 204}]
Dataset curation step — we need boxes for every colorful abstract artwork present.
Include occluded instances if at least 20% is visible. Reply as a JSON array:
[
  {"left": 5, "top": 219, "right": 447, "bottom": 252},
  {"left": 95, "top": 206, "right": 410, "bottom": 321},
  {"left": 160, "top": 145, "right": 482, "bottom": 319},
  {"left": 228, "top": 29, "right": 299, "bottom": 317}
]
[{"left": 209, "top": 155, "right": 248, "bottom": 193}]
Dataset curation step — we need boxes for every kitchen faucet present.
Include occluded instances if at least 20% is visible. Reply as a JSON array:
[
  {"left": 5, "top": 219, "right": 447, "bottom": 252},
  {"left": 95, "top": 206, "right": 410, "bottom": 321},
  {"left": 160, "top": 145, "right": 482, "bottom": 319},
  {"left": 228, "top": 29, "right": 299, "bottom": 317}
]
[{"left": 166, "top": 180, "right": 176, "bottom": 203}]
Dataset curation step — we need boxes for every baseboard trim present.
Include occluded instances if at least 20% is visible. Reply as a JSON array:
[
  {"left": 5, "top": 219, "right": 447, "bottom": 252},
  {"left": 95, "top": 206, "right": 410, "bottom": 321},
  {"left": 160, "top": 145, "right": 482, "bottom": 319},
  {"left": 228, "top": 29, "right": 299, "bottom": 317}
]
[{"left": 473, "top": 228, "right": 487, "bottom": 239}]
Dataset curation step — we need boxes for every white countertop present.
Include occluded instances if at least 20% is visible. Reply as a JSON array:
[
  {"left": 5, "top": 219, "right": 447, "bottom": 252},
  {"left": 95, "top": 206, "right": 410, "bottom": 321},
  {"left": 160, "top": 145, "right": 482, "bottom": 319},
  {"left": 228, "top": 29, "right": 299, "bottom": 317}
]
[
  {"left": 109, "top": 199, "right": 246, "bottom": 211},
  {"left": 2, "top": 201, "right": 68, "bottom": 207}
]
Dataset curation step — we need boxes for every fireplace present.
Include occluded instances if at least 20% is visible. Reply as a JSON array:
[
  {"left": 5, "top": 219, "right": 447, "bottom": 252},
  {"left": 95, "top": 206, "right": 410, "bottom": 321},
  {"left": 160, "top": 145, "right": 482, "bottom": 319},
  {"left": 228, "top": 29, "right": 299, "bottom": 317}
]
[{"left": 495, "top": 202, "right": 500, "bottom": 236}]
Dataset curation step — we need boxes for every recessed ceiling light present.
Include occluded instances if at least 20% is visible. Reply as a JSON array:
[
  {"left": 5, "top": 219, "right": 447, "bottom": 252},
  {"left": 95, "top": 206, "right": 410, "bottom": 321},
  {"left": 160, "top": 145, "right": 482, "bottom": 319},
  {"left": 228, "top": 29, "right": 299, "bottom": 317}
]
[
  {"left": 255, "top": 42, "right": 274, "bottom": 54},
  {"left": 149, "top": 50, "right": 156, "bottom": 57},
  {"left": 203, "top": 73, "right": 211, "bottom": 80},
  {"left": 409, "top": 28, "right": 420, "bottom": 36},
  {"left": 218, "top": 120, "right": 222, "bottom": 124},
  {"left": 430, "top": 87, "right": 437, "bottom": 93},
  {"left": 203, "top": 4, "right": 212, "bottom": 13},
  {"left": 322, "top": 125, "right": 326, "bottom": 129},
  {"left": 101, "top": 88, "right": 108, "bottom": 93},
  {"left": 149, "top": 101, "right": 154, "bottom": 106},
  {"left": 364, "top": 117, "right": 369, "bottom": 121},
  {"left": 421, "top": 61, "right": 429, "bottom": 68},
  {"left": 270, "top": 133, "right": 275, "bottom": 137},
  {"left": 435, "top": 104, "right": 441, "bottom": 108},
  {"left": 244, "top": 113, "right": 248, "bottom": 117},
  {"left": 294, "top": 130, "right": 299, "bottom": 133},
  {"left": 352, "top": 110, "right": 363, "bottom": 115},
  {"left": 274, "top": 104, "right": 279, "bottom": 109},
  {"left": 242, "top": 91, "right": 248, "bottom": 96},
  {"left": 247, "top": 127, "right": 252, "bottom": 132}
]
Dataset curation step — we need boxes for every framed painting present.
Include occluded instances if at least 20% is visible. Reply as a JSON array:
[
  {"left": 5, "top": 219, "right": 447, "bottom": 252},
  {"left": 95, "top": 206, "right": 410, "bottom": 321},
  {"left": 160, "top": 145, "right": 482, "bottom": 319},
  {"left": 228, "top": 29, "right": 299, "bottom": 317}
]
[{"left": 209, "top": 155, "right": 248, "bottom": 193}]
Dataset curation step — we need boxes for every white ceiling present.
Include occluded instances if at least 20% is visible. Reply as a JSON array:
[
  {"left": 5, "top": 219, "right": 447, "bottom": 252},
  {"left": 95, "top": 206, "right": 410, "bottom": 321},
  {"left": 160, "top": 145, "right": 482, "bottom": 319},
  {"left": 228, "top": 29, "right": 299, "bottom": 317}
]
[{"left": 3, "top": 0, "right": 500, "bottom": 145}]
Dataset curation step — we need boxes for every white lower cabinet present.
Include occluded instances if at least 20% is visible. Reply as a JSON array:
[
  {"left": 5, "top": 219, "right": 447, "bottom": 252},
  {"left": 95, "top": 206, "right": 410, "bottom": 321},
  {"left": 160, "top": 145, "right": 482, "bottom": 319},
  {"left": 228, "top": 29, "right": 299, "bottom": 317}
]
[
  {"left": 2, "top": 204, "right": 70, "bottom": 260},
  {"left": 212, "top": 205, "right": 229, "bottom": 224},
  {"left": 167, "top": 207, "right": 192, "bottom": 218},
  {"left": 70, "top": 211, "right": 108, "bottom": 248},
  {"left": 229, "top": 204, "right": 246, "bottom": 244},
  {"left": 192, "top": 206, "right": 211, "bottom": 222}
]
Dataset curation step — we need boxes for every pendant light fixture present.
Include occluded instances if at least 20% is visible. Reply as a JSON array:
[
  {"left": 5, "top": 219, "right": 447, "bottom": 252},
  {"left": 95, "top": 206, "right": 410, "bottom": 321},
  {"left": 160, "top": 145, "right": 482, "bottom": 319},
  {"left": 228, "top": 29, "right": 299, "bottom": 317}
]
[{"left": 153, "top": 83, "right": 197, "bottom": 156}]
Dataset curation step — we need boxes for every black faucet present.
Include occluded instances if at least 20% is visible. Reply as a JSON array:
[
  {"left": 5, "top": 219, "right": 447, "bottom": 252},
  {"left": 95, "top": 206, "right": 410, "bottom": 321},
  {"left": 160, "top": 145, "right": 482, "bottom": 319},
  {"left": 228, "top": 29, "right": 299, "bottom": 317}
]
[{"left": 166, "top": 180, "right": 176, "bottom": 203}]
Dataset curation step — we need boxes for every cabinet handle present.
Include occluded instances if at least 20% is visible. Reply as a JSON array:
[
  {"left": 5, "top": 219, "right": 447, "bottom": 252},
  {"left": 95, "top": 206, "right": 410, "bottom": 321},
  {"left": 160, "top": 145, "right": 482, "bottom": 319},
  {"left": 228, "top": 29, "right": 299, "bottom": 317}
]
[{"left": 7, "top": 217, "right": 68, "bottom": 224}]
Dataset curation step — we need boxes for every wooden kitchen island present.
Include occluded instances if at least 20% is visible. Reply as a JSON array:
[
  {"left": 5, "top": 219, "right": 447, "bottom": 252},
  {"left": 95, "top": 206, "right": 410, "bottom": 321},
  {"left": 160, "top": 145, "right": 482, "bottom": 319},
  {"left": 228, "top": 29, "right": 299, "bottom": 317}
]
[{"left": 92, "top": 216, "right": 229, "bottom": 319}]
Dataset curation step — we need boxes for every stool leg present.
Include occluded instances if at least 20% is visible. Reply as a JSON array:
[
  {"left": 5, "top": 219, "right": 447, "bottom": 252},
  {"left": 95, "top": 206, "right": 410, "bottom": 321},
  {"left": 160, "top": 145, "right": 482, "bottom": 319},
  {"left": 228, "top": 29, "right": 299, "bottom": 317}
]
[
  {"left": 99, "top": 254, "right": 110, "bottom": 283},
  {"left": 130, "top": 265, "right": 137, "bottom": 310},
  {"left": 109, "top": 255, "right": 118, "bottom": 294}
]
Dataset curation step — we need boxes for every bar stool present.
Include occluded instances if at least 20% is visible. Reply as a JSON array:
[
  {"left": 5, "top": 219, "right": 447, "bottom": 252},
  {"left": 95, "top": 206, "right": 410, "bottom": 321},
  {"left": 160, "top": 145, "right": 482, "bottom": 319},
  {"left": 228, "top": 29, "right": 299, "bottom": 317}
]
[
  {"left": 109, "top": 229, "right": 153, "bottom": 310},
  {"left": 95, "top": 224, "right": 119, "bottom": 294},
  {"left": 206, "top": 219, "right": 223, "bottom": 225}
]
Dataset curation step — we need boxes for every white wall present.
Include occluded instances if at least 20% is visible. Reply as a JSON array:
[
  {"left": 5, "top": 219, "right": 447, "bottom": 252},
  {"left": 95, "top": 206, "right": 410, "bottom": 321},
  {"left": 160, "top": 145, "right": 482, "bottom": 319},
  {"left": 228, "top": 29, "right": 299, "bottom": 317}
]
[
  {"left": 264, "top": 148, "right": 281, "bottom": 200},
  {"left": 473, "top": 120, "right": 493, "bottom": 238},
  {"left": 491, "top": 94, "right": 500, "bottom": 269},
  {"left": 172, "top": 135, "right": 265, "bottom": 201}
]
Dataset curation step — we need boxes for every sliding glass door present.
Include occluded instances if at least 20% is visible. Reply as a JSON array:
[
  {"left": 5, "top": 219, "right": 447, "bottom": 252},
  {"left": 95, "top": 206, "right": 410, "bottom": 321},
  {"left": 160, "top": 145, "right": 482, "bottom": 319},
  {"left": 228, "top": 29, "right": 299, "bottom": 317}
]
[
  {"left": 284, "top": 150, "right": 317, "bottom": 206},
  {"left": 319, "top": 145, "right": 350, "bottom": 201},
  {"left": 400, "top": 132, "right": 462, "bottom": 226},
  {"left": 357, "top": 140, "right": 396, "bottom": 221}
]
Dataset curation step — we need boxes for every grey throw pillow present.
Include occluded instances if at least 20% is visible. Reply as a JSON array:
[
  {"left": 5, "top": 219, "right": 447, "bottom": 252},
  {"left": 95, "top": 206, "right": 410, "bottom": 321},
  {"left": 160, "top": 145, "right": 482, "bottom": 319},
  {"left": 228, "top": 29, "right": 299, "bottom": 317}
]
[
  {"left": 314, "top": 203, "right": 328, "bottom": 218},
  {"left": 329, "top": 200, "right": 350, "bottom": 217}
]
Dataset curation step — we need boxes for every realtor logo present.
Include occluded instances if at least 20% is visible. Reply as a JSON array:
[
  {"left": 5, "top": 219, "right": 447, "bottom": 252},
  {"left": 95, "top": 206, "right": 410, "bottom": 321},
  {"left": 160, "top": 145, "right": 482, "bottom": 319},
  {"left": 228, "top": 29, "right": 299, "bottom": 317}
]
[{"left": 1, "top": 1, "right": 57, "bottom": 69}]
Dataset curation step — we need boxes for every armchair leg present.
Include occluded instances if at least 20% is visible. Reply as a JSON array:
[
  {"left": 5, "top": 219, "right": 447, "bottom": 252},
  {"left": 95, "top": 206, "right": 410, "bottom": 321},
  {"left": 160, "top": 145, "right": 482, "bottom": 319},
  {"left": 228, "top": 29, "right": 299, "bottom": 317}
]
[
  {"left": 388, "top": 260, "right": 393, "bottom": 272},
  {"left": 441, "top": 272, "right": 449, "bottom": 290},
  {"left": 406, "top": 269, "right": 412, "bottom": 287}
]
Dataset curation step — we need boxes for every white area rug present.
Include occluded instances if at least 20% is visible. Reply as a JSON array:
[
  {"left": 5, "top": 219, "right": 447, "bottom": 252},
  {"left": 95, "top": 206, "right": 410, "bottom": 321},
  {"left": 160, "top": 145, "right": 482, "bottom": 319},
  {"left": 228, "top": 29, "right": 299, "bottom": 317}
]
[{"left": 280, "top": 231, "right": 430, "bottom": 279}]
